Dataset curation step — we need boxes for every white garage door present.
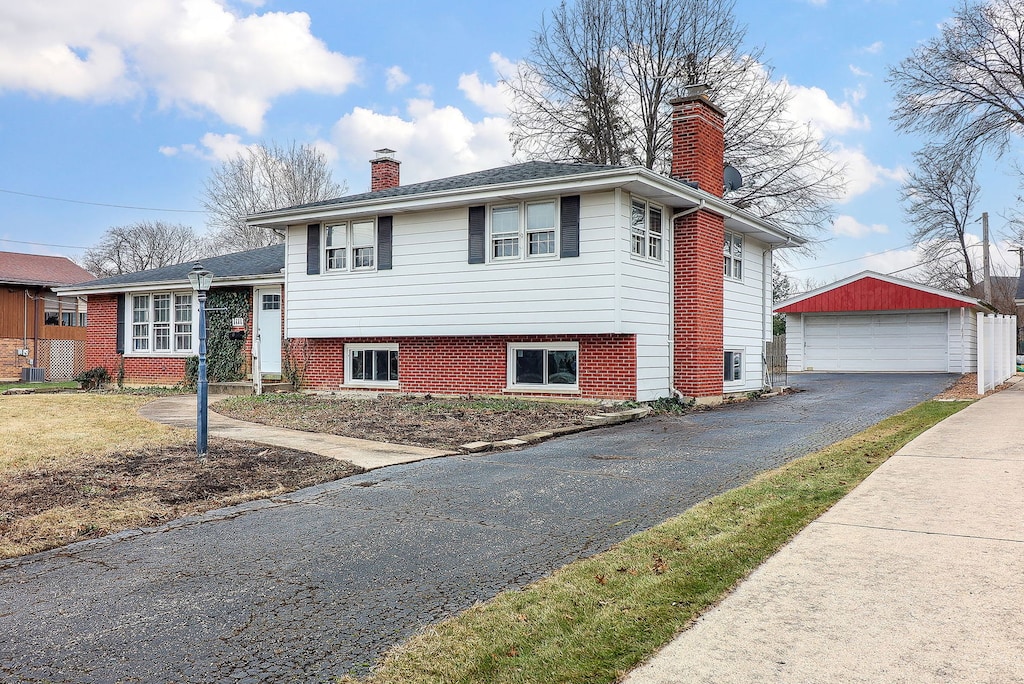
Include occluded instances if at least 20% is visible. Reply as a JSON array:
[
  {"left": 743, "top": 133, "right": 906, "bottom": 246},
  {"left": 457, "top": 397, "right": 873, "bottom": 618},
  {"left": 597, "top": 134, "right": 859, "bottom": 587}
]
[{"left": 804, "top": 312, "right": 949, "bottom": 372}]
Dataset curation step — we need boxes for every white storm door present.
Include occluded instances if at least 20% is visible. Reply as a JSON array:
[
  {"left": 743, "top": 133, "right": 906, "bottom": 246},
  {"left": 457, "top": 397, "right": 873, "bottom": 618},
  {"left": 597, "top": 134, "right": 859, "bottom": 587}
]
[{"left": 256, "top": 287, "right": 282, "bottom": 375}]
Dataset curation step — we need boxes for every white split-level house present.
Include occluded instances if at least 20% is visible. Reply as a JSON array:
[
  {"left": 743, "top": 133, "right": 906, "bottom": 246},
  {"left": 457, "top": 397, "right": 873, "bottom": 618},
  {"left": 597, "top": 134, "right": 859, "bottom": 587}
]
[{"left": 245, "top": 89, "right": 805, "bottom": 402}]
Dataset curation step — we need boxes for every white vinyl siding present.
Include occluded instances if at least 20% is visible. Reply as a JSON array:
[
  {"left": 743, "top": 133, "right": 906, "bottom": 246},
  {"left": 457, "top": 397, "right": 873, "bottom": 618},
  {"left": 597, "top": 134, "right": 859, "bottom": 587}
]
[
  {"left": 285, "top": 193, "right": 619, "bottom": 339},
  {"left": 618, "top": 190, "right": 671, "bottom": 400},
  {"left": 723, "top": 235, "right": 770, "bottom": 392}
]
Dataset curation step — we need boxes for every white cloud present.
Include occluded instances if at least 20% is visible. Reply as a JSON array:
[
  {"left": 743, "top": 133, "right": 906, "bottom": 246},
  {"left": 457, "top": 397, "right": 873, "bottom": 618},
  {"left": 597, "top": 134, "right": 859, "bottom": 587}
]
[
  {"left": 785, "top": 83, "right": 870, "bottom": 137},
  {"left": 849, "top": 64, "right": 871, "bottom": 78},
  {"left": 332, "top": 98, "right": 518, "bottom": 188},
  {"left": 458, "top": 52, "right": 516, "bottom": 116},
  {"left": 0, "top": 0, "right": 360, "bottom": 133},
  {"left": 159, "top": 132, "right": 253, "bottom": 161},
  {"left": 832, "top": 215, "right": 888, "bottom": 238},
  {"left": 415, "top": 83, "right": 434, "bottom": 98},
  {"left": 861, "top": 41, "right": 884, "bottom": 54},
  {"left": 831, "top": 144, "right": 906, "bottom": 202},
  {"left": 386, "top": 65, "right": 410, "bottom": 92}
]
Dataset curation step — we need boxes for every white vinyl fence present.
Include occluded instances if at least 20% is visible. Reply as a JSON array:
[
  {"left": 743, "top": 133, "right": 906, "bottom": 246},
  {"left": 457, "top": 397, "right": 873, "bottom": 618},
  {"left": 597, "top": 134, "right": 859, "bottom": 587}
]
[{"left": 977, "top": 313, "right": 1017, "bottom": 394}]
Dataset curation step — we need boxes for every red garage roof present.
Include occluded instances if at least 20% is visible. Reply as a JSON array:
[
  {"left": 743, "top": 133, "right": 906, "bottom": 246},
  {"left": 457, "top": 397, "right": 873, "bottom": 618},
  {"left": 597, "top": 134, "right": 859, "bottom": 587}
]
[{"left": 775, "top": 271, "right": 978, "bottom": 314}]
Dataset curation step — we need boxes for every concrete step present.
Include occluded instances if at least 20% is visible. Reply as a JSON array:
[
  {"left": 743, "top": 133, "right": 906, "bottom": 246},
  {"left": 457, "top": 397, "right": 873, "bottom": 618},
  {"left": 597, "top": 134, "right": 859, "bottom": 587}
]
[{"left": 209, "top": 381, "right": 294, "bottom": 395}]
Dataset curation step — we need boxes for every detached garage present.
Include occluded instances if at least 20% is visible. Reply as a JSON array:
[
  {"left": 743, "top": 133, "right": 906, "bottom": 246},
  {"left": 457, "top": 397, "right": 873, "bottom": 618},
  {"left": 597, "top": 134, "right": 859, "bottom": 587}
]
[{"left": 776, "top": 271, "right": 982, "bottom": 373}]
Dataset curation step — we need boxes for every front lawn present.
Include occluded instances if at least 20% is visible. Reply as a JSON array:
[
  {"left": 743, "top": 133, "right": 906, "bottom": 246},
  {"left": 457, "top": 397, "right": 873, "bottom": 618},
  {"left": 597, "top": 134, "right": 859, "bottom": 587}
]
[
  {"left": 0, "top": 394, "right": 360, "bottom": 560},
  {"left": 217, "top": 393, "right": 620, "bottom": 448}
]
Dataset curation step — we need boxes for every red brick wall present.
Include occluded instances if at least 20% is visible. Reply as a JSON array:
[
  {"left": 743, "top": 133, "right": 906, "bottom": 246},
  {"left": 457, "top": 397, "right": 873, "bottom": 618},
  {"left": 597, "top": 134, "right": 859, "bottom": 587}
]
[
  {"left": 289, "top": 334, "right": 637, "bottom": 400},
  {"left": 85, "top": 293, "right": 189, "bottom": 384},
  {"left": 370, "top": 158, "right": 401, "bottom": 191},
  {"left": 674, "top": 211, "right": 725, "bottom": 398},
  {"left": 670, "top": 94, "right": 726, "bottom": 197}
]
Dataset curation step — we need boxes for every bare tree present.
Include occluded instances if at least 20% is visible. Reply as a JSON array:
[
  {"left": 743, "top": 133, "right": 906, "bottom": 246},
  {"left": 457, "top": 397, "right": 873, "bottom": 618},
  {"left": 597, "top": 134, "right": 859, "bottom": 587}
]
[
  {"left": 901, "top": 145, "right": 982, "bottom": 292},
  {"left": 506, "top": 0, "right": 845, "bottom": 238},
  {"left": 203, "top": 142, "right": 346, "bottom": 252},
  {"left": 889, "top": 0, "right": 1024, "bottom": 163},
  {"left": 83, "top": 222, "right": 209, "bottom": 278}
]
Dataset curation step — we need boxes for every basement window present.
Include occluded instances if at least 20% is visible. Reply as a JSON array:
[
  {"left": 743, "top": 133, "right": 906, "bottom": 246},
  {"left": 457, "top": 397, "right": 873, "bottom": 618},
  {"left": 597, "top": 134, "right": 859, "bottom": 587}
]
[
  {"left": 724, "top": 350, "right": 743, "bottom": 384},
  {"left": 345, "top": 343, "right": 398, "bottom": 387},
  {"left": 507, "top": 342, "right": 579, "bottom": 392}
]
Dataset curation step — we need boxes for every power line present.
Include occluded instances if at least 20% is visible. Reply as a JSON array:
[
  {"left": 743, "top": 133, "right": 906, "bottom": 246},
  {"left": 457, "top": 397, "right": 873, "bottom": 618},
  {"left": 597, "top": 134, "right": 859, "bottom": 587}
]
[
  {"left": 0, "top": 237, "right": 89, "bottom": 251},
  {"left": 0, "top": 187, "right": 205, "bottom": 213},
  {"left": 782, "top": 242, "right": 916, "bottom": 274}
]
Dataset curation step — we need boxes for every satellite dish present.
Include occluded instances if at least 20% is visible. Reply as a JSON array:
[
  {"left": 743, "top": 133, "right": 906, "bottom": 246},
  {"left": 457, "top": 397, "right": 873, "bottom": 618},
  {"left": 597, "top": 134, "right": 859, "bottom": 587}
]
[{"left": 724, "top": 165, "right": 743, "bottom": 192}]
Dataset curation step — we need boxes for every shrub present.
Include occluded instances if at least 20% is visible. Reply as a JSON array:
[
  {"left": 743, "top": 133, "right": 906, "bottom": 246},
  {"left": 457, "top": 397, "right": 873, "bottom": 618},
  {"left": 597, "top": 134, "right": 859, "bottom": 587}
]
[{"left": 75, "top": 367, "right": 111, "bottom": 391}]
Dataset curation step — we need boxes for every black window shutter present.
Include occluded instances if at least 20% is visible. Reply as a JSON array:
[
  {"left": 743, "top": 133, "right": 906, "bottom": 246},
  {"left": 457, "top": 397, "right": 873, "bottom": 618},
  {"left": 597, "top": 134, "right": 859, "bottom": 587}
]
[
  {"left": 560, "top": 195, "right": 581, "bottom": 258},
  {"left": 377, "top": 216, "right": 393, "bottom": 270},
  {"left": 115, "top": 293, "right": 125, "bottom": 354},
  {"left": 468, "top": 205, "right": 486, "bottom": 264},
  {"left": 306, "top": 224, "right": 321, "bottom": 275}
]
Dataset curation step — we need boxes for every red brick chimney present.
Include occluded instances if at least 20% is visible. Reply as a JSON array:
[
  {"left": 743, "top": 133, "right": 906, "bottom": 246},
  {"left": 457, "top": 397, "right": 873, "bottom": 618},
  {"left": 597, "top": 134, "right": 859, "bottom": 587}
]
[
  {"left": 669, "top": 85, "right": 725, "bottom": 197},
  {"left": 671, "top": 85, "right": 727, "bottom": 401},
  {"left": 370, "top": 148, "right": 400, "bottom": 191}
]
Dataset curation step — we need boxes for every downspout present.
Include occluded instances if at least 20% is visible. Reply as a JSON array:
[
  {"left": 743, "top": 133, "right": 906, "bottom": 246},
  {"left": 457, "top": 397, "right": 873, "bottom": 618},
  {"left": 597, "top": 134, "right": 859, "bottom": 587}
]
[
  {"left": 668, "top": 201, "right": 705, "bottom": 401},
  {"left": 32, "top": 288, "right": 39, "bottom": 368},
  {"left": 762, "top": 246, "right": 773, "bottom": 389}
]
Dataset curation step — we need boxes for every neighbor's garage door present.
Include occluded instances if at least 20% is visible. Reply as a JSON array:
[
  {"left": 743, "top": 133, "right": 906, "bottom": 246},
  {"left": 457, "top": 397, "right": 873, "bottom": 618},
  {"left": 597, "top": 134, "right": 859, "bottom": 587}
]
[{"left": 803, "top": 312, "right": 949, "bottom": 372}]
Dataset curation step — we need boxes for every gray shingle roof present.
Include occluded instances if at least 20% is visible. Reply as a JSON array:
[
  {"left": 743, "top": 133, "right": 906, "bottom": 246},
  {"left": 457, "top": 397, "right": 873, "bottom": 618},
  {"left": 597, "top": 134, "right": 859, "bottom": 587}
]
[
  {"left": 81, "top": 244, "right": 284, "bottom": 289},
  {"left": 261, "top": 161, "right": 623, "bottom": 214}
]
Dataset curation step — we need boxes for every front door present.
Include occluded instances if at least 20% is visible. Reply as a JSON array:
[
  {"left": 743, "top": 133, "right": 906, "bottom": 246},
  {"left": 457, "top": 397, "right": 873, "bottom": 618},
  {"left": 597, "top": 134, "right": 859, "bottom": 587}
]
[{"left": 256, "top": 287, "right": 282, "bottom": 375}]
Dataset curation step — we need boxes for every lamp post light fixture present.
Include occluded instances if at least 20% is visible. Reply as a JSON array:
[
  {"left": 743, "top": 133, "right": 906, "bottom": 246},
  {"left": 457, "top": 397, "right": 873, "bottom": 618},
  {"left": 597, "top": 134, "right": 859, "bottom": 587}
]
[{"left": 187, "top": 263, "right": 214, "bottom": 458}]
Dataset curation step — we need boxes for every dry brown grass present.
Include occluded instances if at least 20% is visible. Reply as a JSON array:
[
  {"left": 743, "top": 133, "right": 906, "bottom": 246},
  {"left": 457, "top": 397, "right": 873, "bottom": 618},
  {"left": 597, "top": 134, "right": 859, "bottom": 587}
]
[
  {"left": 0, "top": 394, "right": 188, "bottom": 471},
  {"left": 0, "top": 394, "right": 361, "bottom": 560}
]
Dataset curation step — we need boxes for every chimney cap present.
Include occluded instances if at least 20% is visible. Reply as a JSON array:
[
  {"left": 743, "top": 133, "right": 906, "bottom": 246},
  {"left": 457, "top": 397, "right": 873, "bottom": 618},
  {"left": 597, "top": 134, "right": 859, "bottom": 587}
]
[
  {"left": 372, "top": 148, "right": 398, "bottom": 161},
  {"left": 668, "top": 84, "right": 726, "bottom": 118}
]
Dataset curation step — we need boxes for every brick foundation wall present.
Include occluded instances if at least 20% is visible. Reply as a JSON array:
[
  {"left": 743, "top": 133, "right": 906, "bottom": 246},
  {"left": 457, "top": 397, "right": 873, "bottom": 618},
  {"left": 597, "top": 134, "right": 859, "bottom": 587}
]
[
  {"left": 0, "top": 338, "right": 29, "bottom": 381},
  {"left": 289, "top": 334, "right": 637, "bottom": 400}
]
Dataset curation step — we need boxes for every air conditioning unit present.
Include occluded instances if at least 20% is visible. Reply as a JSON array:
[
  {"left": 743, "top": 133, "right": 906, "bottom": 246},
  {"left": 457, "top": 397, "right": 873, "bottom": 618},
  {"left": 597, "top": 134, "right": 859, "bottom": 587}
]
[{"left": 21, "top": 367, "right": 45, "bottom": 383}]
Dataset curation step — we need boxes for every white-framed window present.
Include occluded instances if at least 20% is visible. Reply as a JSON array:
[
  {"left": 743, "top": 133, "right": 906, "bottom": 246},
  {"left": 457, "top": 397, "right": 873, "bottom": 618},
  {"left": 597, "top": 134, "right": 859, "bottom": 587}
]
[
  {"left": 325, "top": 219, "right": 376, "bottom": 272},
  {"left": 130, "top": 292, "right": 194, "bottom": 354},
  {"left": 507, "top": 341, "right": 579, "bottom": 392},
  {"left": 724, "top": 231, "right": 743, "bottom": 280},
  {"left": 724, "top": 350, "right": 743, "bottom": 384},
  {"left": 630, "top": 198, "right": 664, "bottom": 261},
  {"left": 490, "top": 200, "right": 558, "bottom": 261},
  {"left": 345, "top": 343, "right": 399, "bottom": 386}
]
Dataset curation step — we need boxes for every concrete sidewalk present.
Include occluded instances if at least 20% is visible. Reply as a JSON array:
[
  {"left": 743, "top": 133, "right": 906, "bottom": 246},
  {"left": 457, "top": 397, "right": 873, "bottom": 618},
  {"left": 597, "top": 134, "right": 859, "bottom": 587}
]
[
  {"left": 624, "top": 382, "right": 1024, "bottom": 683},
  {"left": 138, "top": 395, "right": 453, "bottom": 470}
]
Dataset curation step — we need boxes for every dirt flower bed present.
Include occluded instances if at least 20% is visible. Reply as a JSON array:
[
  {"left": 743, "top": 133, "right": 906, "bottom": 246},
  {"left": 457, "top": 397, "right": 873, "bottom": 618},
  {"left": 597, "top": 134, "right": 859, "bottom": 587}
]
[
  {"left": 1, "top": 438, "right": 361, "bottom": 560},
  {"left": 933, "top": 372, "right": 1015, "bottom": 400},
  {"left": 217, "top": 394, "right": 619, "bottom": 449}
]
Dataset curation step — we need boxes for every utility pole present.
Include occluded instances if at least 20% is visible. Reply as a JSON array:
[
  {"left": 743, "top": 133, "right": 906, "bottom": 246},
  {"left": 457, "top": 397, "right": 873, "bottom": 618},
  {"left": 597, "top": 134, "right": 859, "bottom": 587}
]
[
  {"left": 982, "top": 211, "right": 992, "bottom": 303},
  {"left": 1010, "top": 245, "right": 1024, "bottom": 273}
]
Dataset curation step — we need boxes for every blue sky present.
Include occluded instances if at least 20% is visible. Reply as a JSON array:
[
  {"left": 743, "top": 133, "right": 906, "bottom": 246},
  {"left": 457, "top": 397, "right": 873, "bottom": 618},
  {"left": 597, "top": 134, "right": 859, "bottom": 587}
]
[{"left": 1, "top": 0, "right": 1020, "bottom": 285}]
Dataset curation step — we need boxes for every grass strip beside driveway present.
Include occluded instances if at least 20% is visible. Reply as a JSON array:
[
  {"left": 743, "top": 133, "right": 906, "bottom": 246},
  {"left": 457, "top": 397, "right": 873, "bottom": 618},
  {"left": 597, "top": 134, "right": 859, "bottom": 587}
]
[{"left": 342, "top": 399, "right": 969, "bottom": 684}]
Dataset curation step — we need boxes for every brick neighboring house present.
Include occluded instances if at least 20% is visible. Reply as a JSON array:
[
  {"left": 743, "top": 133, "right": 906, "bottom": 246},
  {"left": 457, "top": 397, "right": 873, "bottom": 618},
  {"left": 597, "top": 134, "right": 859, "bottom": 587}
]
[
  {"left": 239, "top": 88, "right": 805, "bottom": 402},
  {"left": 0, "top": 251, "right": 94, "bottom": 382},
  {"left": 57, "top": 246, "right": 285, "bottom": 385}
]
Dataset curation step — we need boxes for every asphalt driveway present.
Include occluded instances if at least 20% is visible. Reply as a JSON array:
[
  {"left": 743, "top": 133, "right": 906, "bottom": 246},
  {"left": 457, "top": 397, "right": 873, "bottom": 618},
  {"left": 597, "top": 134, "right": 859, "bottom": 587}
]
[{"left": 0, "top": 373, "right": 956, "bottom": 683}]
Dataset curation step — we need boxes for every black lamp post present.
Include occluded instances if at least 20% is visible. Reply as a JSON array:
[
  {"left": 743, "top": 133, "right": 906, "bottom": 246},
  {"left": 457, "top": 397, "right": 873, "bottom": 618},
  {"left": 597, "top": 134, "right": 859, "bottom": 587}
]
[{"left": 187, "top": 263, "right": 214, "bottom": 458}]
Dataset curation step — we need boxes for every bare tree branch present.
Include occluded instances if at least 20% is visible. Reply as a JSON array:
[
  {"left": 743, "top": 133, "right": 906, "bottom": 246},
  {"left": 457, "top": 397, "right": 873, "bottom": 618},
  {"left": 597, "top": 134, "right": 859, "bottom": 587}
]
[
  {"left": 505, "top": 0, "right": 845, "bottom": 239},
  {"left": 203, "top": 142, "right": 346, "bottom": 252},
  {"left": 83, "top": 222, "right": 209, "bottom": 277},
  {"left": 900, "top": 145, "right": 982, "bottom": 291}
]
